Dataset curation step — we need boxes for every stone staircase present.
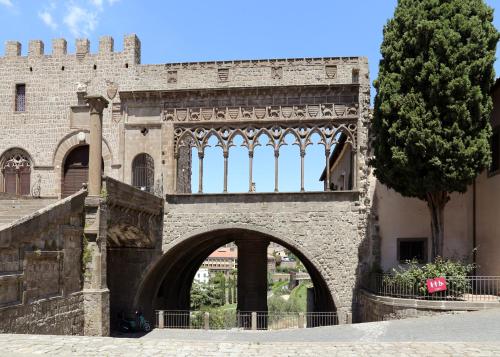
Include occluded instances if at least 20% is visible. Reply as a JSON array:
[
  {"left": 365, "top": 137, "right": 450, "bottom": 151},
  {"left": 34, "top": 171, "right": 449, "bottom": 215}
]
[{"left": 0, "top": 198, "right": 58, "bottom": 228}]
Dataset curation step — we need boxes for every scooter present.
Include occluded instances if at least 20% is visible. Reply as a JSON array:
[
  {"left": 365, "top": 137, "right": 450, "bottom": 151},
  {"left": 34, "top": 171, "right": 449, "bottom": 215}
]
[{"left": 118, "top": 310, "right": 152, "bottom": 333}]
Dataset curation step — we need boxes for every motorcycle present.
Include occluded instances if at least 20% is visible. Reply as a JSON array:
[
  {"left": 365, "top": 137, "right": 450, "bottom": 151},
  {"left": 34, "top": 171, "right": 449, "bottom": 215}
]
[{"left": 118, "top": 310, "right": 152, "bottom": 333}]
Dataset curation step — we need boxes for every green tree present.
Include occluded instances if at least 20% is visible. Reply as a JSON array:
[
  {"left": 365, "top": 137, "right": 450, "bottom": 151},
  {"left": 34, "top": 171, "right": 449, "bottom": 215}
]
[{"left": 372, "top": 0, "right": 499, "bottom": 259}]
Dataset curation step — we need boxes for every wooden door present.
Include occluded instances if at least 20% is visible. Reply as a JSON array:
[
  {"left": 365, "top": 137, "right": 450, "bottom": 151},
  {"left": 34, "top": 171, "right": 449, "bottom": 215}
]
[
  {"left": 62, "top": 146, "right": 89, "bottom": 198},
  {"left": 19, "top": 165, "right": 31, "bottom": 195},
  {"left": 3, "top": 167, "right": 17, "bottom": 194}
]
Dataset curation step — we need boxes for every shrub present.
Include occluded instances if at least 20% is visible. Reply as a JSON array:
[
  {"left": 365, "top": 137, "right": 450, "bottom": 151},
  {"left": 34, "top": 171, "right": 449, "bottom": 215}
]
[{"left": 384, "top": 257, "right": 474, "bottom": 298}]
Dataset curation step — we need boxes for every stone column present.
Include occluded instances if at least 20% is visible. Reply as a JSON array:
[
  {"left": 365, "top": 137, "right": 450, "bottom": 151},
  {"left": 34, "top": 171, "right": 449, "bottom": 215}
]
[
  {"left": 163, "top": 120, "right": 176, "bottom": 194},
  {"left": 85, "top": 96, "right": 108, "bottom": 196},
  {"left": 236, "top": 238, "right": 269, "bottom": 329}
]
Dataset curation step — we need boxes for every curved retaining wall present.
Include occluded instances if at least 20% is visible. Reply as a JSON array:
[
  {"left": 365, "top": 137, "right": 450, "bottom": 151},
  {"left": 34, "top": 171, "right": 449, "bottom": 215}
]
[{"left": 359, "top": 289, "right": 500, "bottom": 322}]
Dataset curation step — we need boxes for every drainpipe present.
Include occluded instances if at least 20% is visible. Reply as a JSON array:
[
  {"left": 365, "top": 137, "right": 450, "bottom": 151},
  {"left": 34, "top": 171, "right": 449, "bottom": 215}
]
[{"left": 472, "top": 178, "right": 477, "bottom": 275}]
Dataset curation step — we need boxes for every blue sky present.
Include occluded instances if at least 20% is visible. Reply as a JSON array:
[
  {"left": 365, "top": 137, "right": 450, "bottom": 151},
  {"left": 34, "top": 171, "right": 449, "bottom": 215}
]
[{"left": 1, "top": 0, "right": 499, "bottom": 193}]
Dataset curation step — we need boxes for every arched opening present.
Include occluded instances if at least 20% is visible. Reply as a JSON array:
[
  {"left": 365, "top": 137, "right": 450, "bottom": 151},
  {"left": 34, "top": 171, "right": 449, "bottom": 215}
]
[
  {"left": 135, "top": 228, "right": 336, "bottom": 329},
  {"left": 0, "top": 148, "right": 32, "bottom": 196},
  {"left": 132, "top": 153, "right": 155, "bottom": 193},
  {"left": 62, "top": 145, "right": 103, "bottom": 197}
]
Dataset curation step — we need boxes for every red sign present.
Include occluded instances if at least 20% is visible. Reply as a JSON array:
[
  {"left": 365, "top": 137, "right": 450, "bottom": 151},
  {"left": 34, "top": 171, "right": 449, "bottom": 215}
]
[{"left": 426, "top": 277, "right": 447, "bottom": 293}]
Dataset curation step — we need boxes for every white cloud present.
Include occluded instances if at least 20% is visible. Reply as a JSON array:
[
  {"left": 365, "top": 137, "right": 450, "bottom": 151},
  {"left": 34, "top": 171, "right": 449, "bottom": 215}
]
[
  {"left": 108, "top": 0, "right": 119, "bottom": 4},
  {"left": 89, "top": 0, "right": 103, "bottom": 8},
  {"left": 0, "top": 0, "right": 13, "bottom": 7},
  {"left": 63, "top": 5, "right": 97, "bottom": 37},
  {"left": 39, "top": 10, "right": 58, "bottom": 30}
]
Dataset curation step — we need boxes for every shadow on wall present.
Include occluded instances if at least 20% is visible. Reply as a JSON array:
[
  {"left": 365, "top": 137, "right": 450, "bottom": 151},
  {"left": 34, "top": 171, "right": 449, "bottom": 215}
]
[{"left": 133, "top": 228, "right": 337, "bottom": 323}]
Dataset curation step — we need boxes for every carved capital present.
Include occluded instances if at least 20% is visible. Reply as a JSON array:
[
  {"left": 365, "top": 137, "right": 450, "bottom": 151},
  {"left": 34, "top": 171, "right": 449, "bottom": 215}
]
[{"left": 85, "top": 95, "right": 109, "bottom": 114}]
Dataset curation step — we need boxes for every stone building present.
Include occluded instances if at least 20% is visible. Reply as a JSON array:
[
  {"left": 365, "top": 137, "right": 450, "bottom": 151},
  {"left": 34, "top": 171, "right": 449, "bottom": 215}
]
[
  {"left": 0, "top": 34, "right": 373, "bottom": 334},
  {"left": 0, "top": 33, "right": 498, "bottom": 335}
]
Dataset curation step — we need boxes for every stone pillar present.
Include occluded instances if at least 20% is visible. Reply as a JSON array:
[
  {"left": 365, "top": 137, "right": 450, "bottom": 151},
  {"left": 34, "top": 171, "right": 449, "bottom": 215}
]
[
  {"left": 85, "top": 96, "right": 108, "bottom": 196},
  {"left": 163, "top": 120, "right": 176, "bottom": 194},
  {"left": 236, "top": 238, "right": 269, "bottom": 329}
]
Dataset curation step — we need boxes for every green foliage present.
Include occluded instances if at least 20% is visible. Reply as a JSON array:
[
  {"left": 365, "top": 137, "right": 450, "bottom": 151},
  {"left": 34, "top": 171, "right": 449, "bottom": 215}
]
[
  {"left": 268, "top": 295, "right": 298, "bottom": 313},
  {"left": 81, "top": 234, "right": 92, "bottom": 276},
  {"left": 384, "top": 257, "right": 475, "bottom": 297},
  {"left": 373, "top": 0, "right": 499, "bottom": 199},
  {"left": 190, "top": 281, "right": 222, "bottom": 310},
  {"left": 270, "top": 280, "right": 289, "bottom": 296},
  {"left": 288, "top": 283, "right": 309, "bottom": 312}
]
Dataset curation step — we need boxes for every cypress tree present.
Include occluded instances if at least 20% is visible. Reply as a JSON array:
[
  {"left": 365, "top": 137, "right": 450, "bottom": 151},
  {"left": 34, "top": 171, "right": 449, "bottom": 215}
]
[{"left": 372, "top": 0, "right": 499, "bottom": 259}]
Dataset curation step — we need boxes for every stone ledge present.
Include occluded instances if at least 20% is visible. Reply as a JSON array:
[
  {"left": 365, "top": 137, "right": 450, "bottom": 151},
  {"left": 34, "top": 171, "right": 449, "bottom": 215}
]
[
  {"left": 166, "top": 190, "right": 359, "bottom": 205},
  {"left": 360, "top": 289, "right": 500, "bottom": 311}
]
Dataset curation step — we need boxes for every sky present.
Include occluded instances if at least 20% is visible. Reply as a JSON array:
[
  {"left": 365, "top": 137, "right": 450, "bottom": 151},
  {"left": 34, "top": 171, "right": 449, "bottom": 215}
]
[{"left": 1, "top": 0, "right": 499, "bottom": 193}]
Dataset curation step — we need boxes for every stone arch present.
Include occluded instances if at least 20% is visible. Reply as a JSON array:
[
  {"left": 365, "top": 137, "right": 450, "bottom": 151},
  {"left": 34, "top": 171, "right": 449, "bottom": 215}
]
[
  {"left": 134, "top": 225, "right": 339, "bottom": 322},
  {"left": 0, "top": 147, "right": 33, "bottom": 195},
  {"left": 52, "top": 131, "right": 113, "bottom": 197}
]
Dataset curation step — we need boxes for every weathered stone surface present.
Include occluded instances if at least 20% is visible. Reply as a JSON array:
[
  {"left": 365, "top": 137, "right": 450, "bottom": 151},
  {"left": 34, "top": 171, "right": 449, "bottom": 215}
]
[
  {"left": 0, "top": 191, "right": 86, "bottom": 335},
  {"left": 161, "top": 192, "right": 370, "bottom": 321},
  {"left": 358, "top": 290, "right": 500, "bottom": 322}
]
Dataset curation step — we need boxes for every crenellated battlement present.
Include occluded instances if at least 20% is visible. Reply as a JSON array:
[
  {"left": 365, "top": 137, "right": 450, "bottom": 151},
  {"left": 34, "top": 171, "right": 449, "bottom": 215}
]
[{"left": 2, "top": 34, "right": 140, "bottom": 63}]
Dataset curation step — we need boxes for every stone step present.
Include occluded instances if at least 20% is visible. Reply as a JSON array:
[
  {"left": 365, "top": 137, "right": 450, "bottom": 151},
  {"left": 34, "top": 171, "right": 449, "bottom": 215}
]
[{"left": 0, "top": 199, "right": 58, "bottom": 228}]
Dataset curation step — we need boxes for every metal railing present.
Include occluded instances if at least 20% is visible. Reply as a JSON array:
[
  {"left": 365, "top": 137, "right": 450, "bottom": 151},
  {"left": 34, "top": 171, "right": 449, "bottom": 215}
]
[
  {"left": 156, "top": 310, "right": 338, "bottom": 330},
  {"left": 366, "top": 275, "right": 500, "bottom": 302}
]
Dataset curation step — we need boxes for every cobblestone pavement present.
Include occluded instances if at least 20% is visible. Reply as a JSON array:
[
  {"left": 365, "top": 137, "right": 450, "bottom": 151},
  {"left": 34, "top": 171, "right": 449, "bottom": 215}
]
[
  {"left": 145, "top": 307, "right": 500, "bottom": 343},
  {"left": 0, "top": 336, "right": 499, "bottom": 357},
  {"left": 1, "top": 310, "right": 499, "bottom": 356}
]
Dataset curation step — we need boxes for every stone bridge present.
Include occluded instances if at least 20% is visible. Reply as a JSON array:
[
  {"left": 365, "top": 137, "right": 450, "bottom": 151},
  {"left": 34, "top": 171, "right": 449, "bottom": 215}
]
[{"left": 134, "top": 191, "right": 372, "bottom": 325}]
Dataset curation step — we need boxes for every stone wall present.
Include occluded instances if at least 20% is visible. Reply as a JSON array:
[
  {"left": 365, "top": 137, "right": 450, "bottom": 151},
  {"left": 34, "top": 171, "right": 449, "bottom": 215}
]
[
  {"left": 0, "top": 35, "right": 366, "bottom": 198},
  {"left": 0, "top": 191, "right": 87, "bottom": 334},
  {"left": 358, "top": 290, "right": 500, "bottom": 322},
  {"left": 0, "top": 293, "right": 84, "bottom": 335},
  {"left": 163, "top": 192, "right": 368, "bottom": 321},
  {"left": 102, "top": 177, "right": 163, "bottom": 329}
]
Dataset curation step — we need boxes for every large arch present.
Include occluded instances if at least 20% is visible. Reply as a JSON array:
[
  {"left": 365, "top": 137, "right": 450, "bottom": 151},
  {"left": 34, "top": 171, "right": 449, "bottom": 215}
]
[{"left": 134, "top": 227, "right": 337, "bottom": 322}]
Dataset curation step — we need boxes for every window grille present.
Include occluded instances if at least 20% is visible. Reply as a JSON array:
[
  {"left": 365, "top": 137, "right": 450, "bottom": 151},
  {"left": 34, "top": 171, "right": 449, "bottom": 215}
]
[
  {"left": 397, "top": 238, "right": 428, "bottom": 263},
  {"left": 15, "top": 84, "right": 26, "bottom": 112},
  {"left": 132, "top": 153, "right": 154, "bottom": 193}
]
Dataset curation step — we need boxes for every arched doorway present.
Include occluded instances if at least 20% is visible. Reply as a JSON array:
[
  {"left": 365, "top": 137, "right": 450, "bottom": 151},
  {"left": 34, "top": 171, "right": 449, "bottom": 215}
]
[
  {"left": 132, "top": 228, "right": 336, "bottom": 326},
  {"left": 62, "top": 145, "right": 103, "bottom": 197},
  {"left": 1, "top": 149, "right": 32, "bottom": 196},
  {"left": 132, "top": 153, "right": 154, "bottom": 193}
]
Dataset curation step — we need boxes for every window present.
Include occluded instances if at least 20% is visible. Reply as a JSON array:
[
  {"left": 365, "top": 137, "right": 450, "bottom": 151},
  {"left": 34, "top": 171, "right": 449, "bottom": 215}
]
[
  {"left": 15, "top": 84, "right": 26, "bottom": 112},
  {"left": 1, "top": 149, "right": 31, "bottom": 195},
  {"left": 397, "top": 238, "right": 428, "bottom": 263},
  {"left": 132, "top": 153, "right": 154, "bottom": 193},
  {"left": 490, "top": 128, "right": 499, "bottom": 174}
]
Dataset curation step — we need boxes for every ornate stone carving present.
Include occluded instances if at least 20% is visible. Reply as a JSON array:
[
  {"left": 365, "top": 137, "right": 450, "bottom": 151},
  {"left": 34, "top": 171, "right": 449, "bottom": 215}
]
[
  {"left": 174, "top": 121, "right": 358, "bottom": 157},
  {"left": 75, "top": 81, "right": 90, "bottom": 93},
  {"left": 218, "top": 68, "right": 229, "bottom": 82},
  {"left": 112, "top": 102, "right": 122, "bottom": 123},
  {"left": 161, "top": 103, "right": 358, "bottom": 123},
  {"left": 3, "top": 153, "right": 31, "bottom": 170},
  {"left": 326, "top": 65, "right": 337, "bottom": 79},
  {"left": 167, "top": 70, "right": 177, "bottom": 84},
  {"left": 106, "top": 80, "right": 118, "bottom": 100},
  {"left": 31, "top": 174, "right": 41, "bottom": 198},
  {"left": 271, "top": 66, "right": 283, "bottom": 80}
]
